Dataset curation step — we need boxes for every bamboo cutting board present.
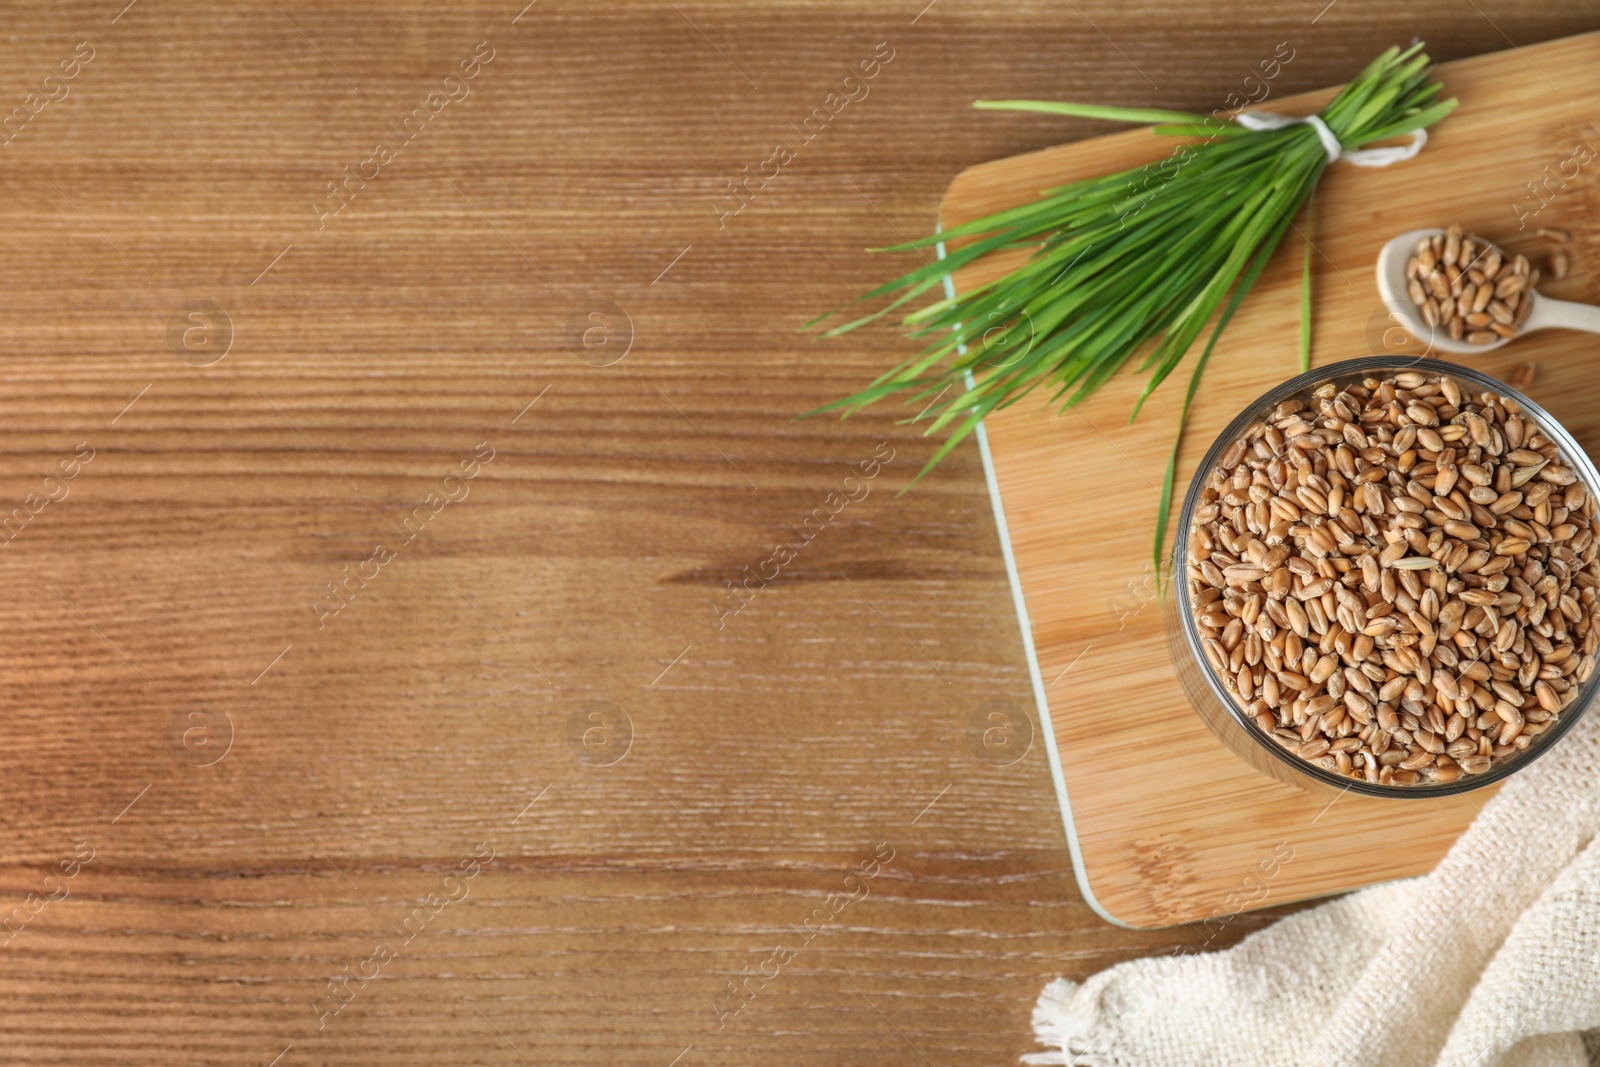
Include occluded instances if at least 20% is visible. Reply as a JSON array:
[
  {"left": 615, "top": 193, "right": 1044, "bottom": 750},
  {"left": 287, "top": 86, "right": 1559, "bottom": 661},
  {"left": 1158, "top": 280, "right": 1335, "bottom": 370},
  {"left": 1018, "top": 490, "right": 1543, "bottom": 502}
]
[{"left": 945, "top": 32, "right": 1600, "bottom": 927}]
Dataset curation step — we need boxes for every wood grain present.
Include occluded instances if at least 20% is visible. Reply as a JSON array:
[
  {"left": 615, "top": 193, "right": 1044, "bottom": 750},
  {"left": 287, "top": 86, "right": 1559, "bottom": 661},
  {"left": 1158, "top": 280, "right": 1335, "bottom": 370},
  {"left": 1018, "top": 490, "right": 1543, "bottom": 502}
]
[
  {"left": 944, "top": 31, "right": 1600, "bottom": 927},
  {"left": 0, "top": 1, "right": 1597, "bottom": 1063}
]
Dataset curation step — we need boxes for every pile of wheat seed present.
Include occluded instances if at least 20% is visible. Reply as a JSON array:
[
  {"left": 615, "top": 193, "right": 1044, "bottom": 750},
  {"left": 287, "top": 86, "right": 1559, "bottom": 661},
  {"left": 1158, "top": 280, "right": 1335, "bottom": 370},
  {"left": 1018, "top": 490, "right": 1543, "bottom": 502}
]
[
  {"left": 1187, "top": 370, "right": 1599, "bottom": 785},
  {"left": 1404, "top": 223, "right": 1576, "bottom": 348}
]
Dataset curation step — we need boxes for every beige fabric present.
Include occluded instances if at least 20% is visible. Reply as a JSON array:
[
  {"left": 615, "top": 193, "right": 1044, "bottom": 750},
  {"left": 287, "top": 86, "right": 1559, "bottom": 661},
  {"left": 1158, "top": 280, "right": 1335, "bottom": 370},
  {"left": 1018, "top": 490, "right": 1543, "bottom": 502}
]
[{"left": 1030, "top": 714, "right": 1600, "bottom": 1067}]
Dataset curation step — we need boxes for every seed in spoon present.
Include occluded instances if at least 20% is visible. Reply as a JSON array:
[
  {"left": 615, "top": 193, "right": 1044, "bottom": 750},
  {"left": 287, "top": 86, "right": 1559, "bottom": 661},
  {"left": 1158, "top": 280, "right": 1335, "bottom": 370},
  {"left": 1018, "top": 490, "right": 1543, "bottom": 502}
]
[{"left": 1407, "top": 224, "right": 1531, "bottom": 347}]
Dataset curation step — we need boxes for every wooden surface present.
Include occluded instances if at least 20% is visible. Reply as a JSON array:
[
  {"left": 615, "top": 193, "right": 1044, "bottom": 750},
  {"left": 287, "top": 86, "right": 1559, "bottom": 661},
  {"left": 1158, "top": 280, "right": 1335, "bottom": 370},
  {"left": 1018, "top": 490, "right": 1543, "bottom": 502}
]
[
  {"left": 2, "top": 2, "right": 1598, "bottom": 1063},
  {"left": 946, "top": 31, "right": 1600, "bottom": 927}
]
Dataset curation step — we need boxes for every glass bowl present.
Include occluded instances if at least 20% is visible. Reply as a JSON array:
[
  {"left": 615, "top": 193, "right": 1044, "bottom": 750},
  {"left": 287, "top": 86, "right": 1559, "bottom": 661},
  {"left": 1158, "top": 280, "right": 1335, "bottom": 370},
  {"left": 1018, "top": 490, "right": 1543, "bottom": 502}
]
[{"left": 1170, "top": 356, "right": 1600, "bottom": 798}]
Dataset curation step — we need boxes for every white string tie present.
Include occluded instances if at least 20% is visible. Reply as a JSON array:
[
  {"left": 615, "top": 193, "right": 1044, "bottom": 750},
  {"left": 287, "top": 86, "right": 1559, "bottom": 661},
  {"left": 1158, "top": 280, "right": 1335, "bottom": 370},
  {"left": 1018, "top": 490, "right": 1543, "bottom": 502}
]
[{"left": 1234, "top": 110, "right": 1427, "bottom": 168}]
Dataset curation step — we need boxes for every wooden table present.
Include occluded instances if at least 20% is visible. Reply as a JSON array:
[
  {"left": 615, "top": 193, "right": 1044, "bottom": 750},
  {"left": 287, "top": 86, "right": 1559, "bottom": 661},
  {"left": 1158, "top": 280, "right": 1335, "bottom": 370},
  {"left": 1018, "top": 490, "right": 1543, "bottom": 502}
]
[{"left": 1, "top": 3, "right": 1595, "bottom": 1064}]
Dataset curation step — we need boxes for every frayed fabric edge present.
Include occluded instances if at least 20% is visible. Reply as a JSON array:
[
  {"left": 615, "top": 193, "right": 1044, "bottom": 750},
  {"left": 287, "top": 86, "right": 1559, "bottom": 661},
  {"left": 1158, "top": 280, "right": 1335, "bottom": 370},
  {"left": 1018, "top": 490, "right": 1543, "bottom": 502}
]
[{"left": 1027, "top": 978, "right": 1118, "bottom": 1067}]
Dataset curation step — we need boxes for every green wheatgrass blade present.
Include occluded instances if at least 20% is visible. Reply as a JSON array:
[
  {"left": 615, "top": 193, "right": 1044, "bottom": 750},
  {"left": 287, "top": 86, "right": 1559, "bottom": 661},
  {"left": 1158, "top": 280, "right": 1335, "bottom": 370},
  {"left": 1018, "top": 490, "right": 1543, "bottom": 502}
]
[
  {"left": 1131, "top": 158, "right": 1316, "bottom": 413},
  {"left": 973, "top": 100, "right": 1214, "bottom": 125},
  {"left": 1299, "top": 191, "right": 1315, "bottom": 373},
  {"left": 806, "top": 44, "right": 1457, "bottom": 559},
  {"left": 1154, "top": 209, "right": 1295, "bottom": 580}
]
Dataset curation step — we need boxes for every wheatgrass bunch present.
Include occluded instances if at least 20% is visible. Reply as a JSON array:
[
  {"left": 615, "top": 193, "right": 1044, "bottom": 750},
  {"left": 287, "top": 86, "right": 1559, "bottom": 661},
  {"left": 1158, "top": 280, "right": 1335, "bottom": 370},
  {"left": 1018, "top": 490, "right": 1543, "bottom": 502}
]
[{"left": 809, "top": 44, "right": 1457, "bottom": 570}]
